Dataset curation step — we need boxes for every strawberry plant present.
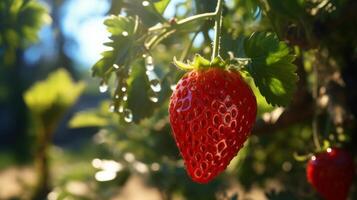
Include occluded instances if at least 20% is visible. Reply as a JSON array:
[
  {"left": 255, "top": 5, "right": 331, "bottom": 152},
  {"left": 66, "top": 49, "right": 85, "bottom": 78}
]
[
  {"left": 90, "top": 0, "right": 298, "bottom": 184},
  {"left": 74, "top": 0, "right": 355, "bottom": 199},
  {"left": 1, "top": 0, "right": 357, "bottom": 199}
]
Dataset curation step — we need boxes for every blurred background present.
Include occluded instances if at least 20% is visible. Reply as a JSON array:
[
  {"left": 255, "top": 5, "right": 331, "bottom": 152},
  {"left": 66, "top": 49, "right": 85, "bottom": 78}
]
[{"left": 0, "top": 0, "right": 356, "bottom": 199}]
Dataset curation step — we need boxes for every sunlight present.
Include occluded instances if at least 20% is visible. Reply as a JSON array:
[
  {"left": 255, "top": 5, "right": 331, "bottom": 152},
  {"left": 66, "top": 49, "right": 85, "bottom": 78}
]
[{"left": 61, "top": 0, "right": 110, "bottom": 67}]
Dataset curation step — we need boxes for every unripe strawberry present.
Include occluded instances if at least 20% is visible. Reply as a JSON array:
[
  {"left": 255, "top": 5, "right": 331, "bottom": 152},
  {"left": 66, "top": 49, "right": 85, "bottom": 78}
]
[
  {"left": 169, "top": 66, "right": 257, "bottom": 183},
  {"left": 306, "top": 148, "right": 355, "bottom": 200}
]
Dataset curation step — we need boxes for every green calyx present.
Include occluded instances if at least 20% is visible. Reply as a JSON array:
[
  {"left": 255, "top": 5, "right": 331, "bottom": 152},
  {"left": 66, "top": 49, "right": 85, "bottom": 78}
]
[{"left": 173, "top": 54, "right": 226, "bottom": 71}]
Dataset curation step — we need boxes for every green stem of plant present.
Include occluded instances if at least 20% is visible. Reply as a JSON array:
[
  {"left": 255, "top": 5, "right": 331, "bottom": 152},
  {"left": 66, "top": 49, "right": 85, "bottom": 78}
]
[
  {"left": 313, "top": 115, "right": 322, "bottom": 151},
  {"left": 312, "top": 63, "right": 322, "bottom": 151},
  {"left": 32, "top": 118, "right": 51, "bottom": 199},
  {"left": 147, "top": 29, "right": 176, "bottom": 50},
  {"left": 146, "top": 0, "right": 223, "bottom": 58},
  {"left": 211, "top": 0, "right": 224, "bottom": 61},
  {"left": 148, "top": 12, "right": 216, "bottom": 32},
  {"left": 176, "top": 12, "right": 216, "bottom": 25}
]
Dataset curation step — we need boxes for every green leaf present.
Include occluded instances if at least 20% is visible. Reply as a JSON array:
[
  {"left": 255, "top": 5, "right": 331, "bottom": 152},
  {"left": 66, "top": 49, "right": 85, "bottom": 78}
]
[
  {"left": 104, "top": 15, "right": 136, "bottom": 36},
  {"left": 153, "top": 0, "right": 171, "bottom": 14},
  {"left": 127, "top": 61, "right": 158, "bottom": 122},
  {"left": 24, "top": 69, "right": 85, "bottom": 132},
  {"left": 69, "top": 111, "right": 109, "bottom": 128},
  {"left": 173, "top": 56, "right": 195, "bottom": 70},
  {"left": 0, "top": 0, "right": 51, "bottom": 66},
  {"left": 24, "top": 69, "right": 85, "bottom": 114},
  {"left": 266, "top": 0, "right": 306, "bottom": 20},
  {"left": 115, "top": 0, "right": 167, "bottom": 25},
  {"left": 244, "top": 32, "right": 298, "bottom": 107},
  {"left": 92, "top": 15, "right": 139, "bottom": 79}
]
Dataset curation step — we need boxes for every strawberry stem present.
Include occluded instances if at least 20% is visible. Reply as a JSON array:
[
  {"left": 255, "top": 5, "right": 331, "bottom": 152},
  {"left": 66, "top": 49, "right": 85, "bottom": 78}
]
[
  {"left": 312, "top": 64, "right": 322, "bottom": 151},
  {"left": 212, "top": 0, "right": 224, "bottom": 61}
]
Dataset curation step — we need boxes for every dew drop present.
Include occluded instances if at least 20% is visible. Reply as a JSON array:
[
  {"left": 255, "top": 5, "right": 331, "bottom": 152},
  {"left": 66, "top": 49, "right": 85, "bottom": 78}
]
[
  {"left": 123, "top": 94, "right": 128, "bottom": 101},
  {"left": 144, "top": 56, "right": 162, "bottom": 96},
  {"left": 146, "top": 64, "right": 154, "bottom": 71},
  {"left": 118, "top": 105, "right": 124, "bottom": 113},
  {"left": 99, "top": 81, "right": 108, "bottom": 93},
  {"left": 146, "top": 70, "right": 158, "bottom": 80},
  {"left": 142, "top": 1, "right": 149, "bottom": 6},
  {"left": 122, "top": 31, "right": 129, "bottom": 37},
  {"left": 123, "top": 108, "right": 133, "bottom": 123},
  {"left": 170, "top": 84, "right": 176, "bottom": 91},
  {"left": 150, "top": 79, "right": 162, "bottom": 92},
  {"left": 150, "top": 96, "right": 158, "bottom": 103},
  {"left": 113, "top": 64, "right": 120, "bottom": 69},
  {"left": 148, "top": 90, "right": 159, "bottom": 103},
  {"left": 145, "top": 56, "right": 154, "bottom": 71},
  {"left": 109, "top": 104, "right": 115, "bottom": 113}
]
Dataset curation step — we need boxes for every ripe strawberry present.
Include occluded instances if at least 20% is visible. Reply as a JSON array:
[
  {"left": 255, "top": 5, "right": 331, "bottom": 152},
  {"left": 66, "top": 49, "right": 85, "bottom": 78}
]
[
  {"left": 306, "top": 148, "right": 355, "bottom": 200},
  {"left": 169, "top": 67, "right": 257, "bottom": 183}
]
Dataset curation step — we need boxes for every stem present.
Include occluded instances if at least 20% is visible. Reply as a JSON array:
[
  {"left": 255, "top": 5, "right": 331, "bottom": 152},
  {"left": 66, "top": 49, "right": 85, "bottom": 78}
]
[
  {"left": 312, "top": 62, "right": 322, "bottom": 151},
  {"left": 211, "top": 0, "right": 224, "bottom": 61},
  {"left": 147, "top": 29, "right": 176, "bottom": 50},
  {"left": 148, "top": 24, "right": 170, "bottom": 32},
  {"left": 176, "top": 12, "right": 216, "bottom": 25},
  {"left": 145, "top": 1, "right": 221, "bottom": 55},
  {"left": 32, "top": 118, "right": 51, "bottom": 199},
  {"left": 146, "top": 30, "right": 169, "bottom": 49},
  {"left": 313, "top": 115, "right": 321, "bottom": 151},
  {"left": 153, "top": 30, "right": 176, "bottom": 48},
  {"left": 148, "top": 12, "right": 216, "bottom": 32}
]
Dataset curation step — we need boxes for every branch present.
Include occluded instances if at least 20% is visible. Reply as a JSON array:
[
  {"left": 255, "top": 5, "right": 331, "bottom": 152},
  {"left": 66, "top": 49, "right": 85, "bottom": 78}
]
[{"left": 211, "top": 0, "right": 224, "bottom": 60}]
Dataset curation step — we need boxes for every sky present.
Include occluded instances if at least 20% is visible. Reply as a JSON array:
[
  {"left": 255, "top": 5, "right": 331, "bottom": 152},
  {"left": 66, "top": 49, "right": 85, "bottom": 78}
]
[
  {"left": 58, "top": 0, "right": 111, "bottom": 67},
  {"left": 25, "top": 0, "right": 210, "bottom": 68}
]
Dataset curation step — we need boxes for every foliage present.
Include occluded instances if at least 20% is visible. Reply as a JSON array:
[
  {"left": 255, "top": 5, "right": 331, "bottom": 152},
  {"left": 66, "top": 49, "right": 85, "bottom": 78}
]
[
  {"left": 0, "top": 0, "right": 50, "bottom": 65},
  {"left": 24, "top": 68, "right": 85, "bottom": 199},
  {"left": 73, "top": 0, "right": 356, "bottom": 199},
  {"left": 92, "top": 1, "right": 297, "bottom": 124},
  {"left": 1, "top": 0, "right": 356, "bottom": 199},
  {"left": 24, "top": 69, "right": 85, "bottom": 119},
  {"left": 64, "top": 0, "right": 357, "bottom": 199},
  {"left": 244, "top": 32, "right": 298, "bottom": 106}
]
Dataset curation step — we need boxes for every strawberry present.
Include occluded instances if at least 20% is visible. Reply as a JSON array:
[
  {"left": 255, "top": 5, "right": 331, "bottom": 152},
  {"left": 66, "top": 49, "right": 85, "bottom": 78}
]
[
  {"left": 306, "top": 148, "right": 355, "bottom": 200},
  {"left": 169, "top": 64, "right": 257, "bottom": 183}
]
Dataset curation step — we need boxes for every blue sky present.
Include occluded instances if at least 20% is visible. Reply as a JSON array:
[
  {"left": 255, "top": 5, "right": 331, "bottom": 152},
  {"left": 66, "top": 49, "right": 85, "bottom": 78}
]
[
  {"left": 61, "top": 0, "right": 186, "bottom": 68},
  {"left": 25, "top": 0, "right": 211, "bottom": 68}
]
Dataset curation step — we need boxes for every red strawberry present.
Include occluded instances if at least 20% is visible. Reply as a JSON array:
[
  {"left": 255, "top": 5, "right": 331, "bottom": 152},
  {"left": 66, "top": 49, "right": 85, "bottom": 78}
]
[
  {"left": 306, "top": 148, "right": 355, "bottom": 200},
  {"left": 169, "top": 67, "right": 257, "bottom": 183}
]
